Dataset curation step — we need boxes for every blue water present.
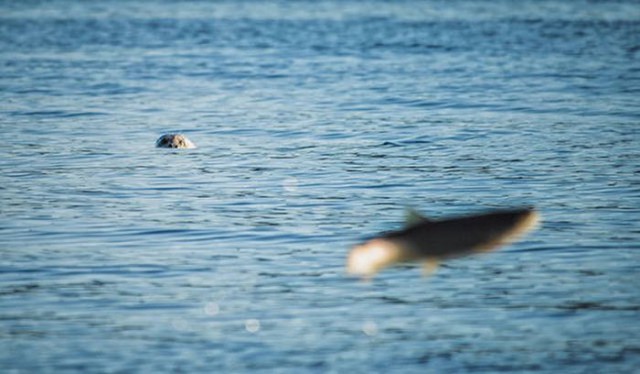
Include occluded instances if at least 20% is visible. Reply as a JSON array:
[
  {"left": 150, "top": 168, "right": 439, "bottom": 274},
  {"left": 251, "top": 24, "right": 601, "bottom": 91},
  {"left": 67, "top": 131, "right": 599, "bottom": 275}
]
[{"left": 1, "top": 0, "right": 639, "bottom": 372}]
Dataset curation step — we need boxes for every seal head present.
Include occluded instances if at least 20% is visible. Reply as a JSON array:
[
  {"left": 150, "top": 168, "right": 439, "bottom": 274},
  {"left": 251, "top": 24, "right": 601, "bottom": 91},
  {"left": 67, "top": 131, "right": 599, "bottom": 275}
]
[{"left": 156, "top": 134, "right": 196, "bottom": 149}]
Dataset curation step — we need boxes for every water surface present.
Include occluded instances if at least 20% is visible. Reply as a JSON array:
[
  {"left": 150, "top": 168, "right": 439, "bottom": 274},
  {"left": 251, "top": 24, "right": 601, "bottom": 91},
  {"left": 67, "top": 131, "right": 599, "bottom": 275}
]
[{"left": 1, "top": 1, "right": 639, "bottom": 372}]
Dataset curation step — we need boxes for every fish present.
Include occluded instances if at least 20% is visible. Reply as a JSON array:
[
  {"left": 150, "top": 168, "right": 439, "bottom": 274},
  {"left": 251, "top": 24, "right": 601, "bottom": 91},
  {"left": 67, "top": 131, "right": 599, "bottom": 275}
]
[
  {"left": 156, "top": 134, "right": 197, "bottom": 149},
  {"left": 347, "top": 207, "right": 540, "bottom": 278}
]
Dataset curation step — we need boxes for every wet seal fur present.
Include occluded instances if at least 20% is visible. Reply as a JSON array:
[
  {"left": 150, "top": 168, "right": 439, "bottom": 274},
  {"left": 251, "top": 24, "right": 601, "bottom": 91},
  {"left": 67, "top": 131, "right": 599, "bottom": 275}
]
[
  {"left": 347, "top": 208, "right": 540, "bottom": 278},
  {"left": 156, "top": 134, "right": 196, "bottom": 149}
]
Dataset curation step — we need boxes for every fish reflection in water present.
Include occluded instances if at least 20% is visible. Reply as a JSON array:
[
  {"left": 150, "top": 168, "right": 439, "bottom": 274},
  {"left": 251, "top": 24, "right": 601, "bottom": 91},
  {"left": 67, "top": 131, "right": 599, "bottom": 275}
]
[{"left": 348, "top": 208, "right": 540, "bottom": 278}]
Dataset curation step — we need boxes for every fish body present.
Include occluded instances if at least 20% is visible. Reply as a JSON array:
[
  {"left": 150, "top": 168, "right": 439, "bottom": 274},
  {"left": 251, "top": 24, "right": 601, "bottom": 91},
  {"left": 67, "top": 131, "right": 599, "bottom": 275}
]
[{"left": 347, "top": 208, "right": 540, "bottom": 278}]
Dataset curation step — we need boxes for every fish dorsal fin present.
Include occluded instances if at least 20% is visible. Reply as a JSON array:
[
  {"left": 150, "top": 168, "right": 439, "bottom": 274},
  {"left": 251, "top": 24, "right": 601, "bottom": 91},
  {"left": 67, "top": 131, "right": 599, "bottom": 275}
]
[{"left": 404, "top": 208, "right": 433, "bottom": 227}]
